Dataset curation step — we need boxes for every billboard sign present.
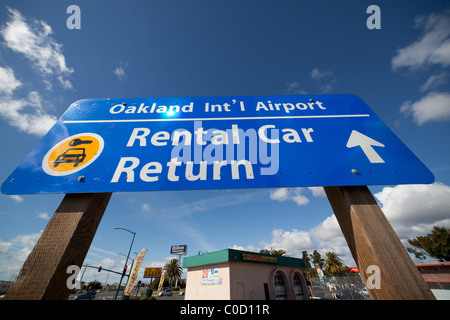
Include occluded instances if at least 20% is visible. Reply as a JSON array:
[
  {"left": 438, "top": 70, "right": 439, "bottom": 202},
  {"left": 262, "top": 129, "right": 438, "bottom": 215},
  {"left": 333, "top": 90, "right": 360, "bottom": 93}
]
[
  {"left": 143, "top": 267, "right": 162, "bottom": 278},
  {"left": 171, "top": 245, "right": 188, "bottom": 256}
]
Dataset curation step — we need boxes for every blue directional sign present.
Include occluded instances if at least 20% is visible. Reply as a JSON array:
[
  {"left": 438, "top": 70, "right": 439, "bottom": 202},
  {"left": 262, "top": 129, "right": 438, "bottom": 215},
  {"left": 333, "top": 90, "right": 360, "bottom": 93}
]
[{"left": 1, "top": 94, "right": 434, "bottom": 194}]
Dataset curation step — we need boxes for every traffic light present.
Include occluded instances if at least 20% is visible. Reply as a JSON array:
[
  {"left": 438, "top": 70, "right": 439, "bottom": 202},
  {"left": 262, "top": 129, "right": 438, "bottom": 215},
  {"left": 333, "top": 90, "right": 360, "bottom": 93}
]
[
  {"left": 123, "top": 266, "right": 128, "bottom": 276},
  {"left": 98, "top": 266, "right": 102, "bottom": 272}
]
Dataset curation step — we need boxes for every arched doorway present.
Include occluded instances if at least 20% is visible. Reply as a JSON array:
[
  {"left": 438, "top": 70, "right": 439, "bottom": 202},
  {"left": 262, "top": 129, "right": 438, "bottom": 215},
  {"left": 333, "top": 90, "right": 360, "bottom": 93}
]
[
  {"left": 292, "top": 272, "right": 305, "bottom": 300},
  {"left": 289, "top": 270, "right": 309, "bottom": 300},
  {"left": 271, "top": 269, "right": 292, "bottom": 300}
]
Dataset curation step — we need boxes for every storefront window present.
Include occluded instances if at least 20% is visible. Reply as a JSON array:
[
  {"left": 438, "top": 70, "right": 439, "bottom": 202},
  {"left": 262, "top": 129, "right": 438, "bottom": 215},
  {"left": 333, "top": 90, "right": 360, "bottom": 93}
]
[
  {"left": 293, "top": 273, "right": 304, "bottom": 300},
  {"left": 274, "top": 271, "right": 287, "bottom": 300}
]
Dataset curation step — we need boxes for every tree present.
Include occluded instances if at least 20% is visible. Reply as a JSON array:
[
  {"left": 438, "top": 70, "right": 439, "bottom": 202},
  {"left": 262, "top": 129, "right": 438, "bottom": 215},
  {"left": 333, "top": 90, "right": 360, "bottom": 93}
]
[
  {"left": 302, "top": 250, "right": 317, "bottom": 279},
  {"left": 259, "top": 248, "right": 286, "bottom": 256},
  {"left": 271, "top": 249, "right": 286, "bottom": 256},
  {"left": 150, "top": 277, "right": 169, "bottom": 290},
  {"left": 302, "top": 250, "right": 312, "bottom": 269},
  {"left": 407, "top": 226, "right": 450, "bottom": 262},
  {"left": 85, "top": 280, "right": 102, "bottom": 291},
  {"left": 323, "top": 252, "right": 347, "bottom": 275},
  {"left": 310, "top": 250, "right": 324, "bottom": 267},
  {"left": 163, "top": 258, "right": 183, "bottom": 288}
]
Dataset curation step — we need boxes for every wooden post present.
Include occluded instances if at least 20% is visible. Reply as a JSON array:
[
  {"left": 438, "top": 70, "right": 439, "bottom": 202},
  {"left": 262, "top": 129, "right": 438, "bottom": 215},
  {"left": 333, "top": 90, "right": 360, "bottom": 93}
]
[
  {"left": 324, "top": 186, "right": 435, "bottom": 300},
  {"left": 4, "top": 192, "right": 112, "bottom": 300}
]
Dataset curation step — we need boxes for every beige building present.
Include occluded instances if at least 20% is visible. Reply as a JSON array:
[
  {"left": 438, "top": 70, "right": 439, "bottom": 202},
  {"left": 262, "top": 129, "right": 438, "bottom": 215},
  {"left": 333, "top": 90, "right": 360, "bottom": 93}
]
[{"left": 183, "top": 249, "right": 310, "bottom": 300}]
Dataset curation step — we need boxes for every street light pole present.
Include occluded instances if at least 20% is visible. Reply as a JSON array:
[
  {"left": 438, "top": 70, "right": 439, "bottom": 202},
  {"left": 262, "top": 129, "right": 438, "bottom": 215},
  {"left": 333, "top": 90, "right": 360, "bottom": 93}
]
[{"left": 113, "top": 227, "right": 136, "bottom": 300}]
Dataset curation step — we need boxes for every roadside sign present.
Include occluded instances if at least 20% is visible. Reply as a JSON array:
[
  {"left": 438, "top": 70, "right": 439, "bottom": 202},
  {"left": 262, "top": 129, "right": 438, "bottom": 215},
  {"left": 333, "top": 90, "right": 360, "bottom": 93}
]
[
  {"left": 171, "top": 245, "right": 188, "bottom": 255},
  {"left": 144, "top": 267, "right": 162, "bottom": 278},
  {"left": 1, "top": 94, "right": 434, "bottom": 195}
]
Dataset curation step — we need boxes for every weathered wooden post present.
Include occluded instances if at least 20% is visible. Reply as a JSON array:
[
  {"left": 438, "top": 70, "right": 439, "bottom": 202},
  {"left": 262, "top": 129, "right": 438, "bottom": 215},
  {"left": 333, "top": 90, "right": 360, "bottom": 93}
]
[
  {"left": 324, "top": 186, "right": 435, "bottom": 300},
  {"left": 4, "top": 193, "right": 111, "bottom": 300}
]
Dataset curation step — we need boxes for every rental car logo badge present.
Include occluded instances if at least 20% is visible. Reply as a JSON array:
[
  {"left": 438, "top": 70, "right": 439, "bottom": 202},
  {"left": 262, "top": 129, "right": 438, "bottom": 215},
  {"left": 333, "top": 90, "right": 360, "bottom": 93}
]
[{"left": 42, "top": 133, "right": 104, "bottom": 176}]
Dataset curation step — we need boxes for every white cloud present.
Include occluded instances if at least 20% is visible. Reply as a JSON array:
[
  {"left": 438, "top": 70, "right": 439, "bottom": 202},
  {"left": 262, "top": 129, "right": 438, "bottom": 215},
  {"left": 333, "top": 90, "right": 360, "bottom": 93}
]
[
  {"left": 285, "top": 68, "right": 336, "bottom": 95},
  {"left": 374, "top": 182, "right": 450, "bottom": 239},
  {"left": 261, "top": 229, "right": 317, "bottom": 253},
  {"left": 310, "top": 67, "right": 335, "bottom": 93},
  {"left": 420, "top": 72, "right": 449, "bottom": 92},
  {"left": 309, "top": 183, "right": 450, "bottom": 262},
  {"left": 0, "top": 240, "right": 12, "bottom": 255},
  {"left": 292, "top": 193, "right": 309, "bottom": 206},
  {"left": 99, "top": 257, "right": 116, "bottom": 269},
  {"left": 308, "top": 187, "right": 326, "bottom": 197},
  {"left": 8, "top": 195, "right": 24, "bottom": 202},
  {"left": 400, "top": 91, "right": 450, "bottom": 125},
  {"left": 0, "top": 85, "right": 57, "bottom": 136},
  {"left": 0, "top": 8, "right": 69, "bottom": 136},
  {"left": 0, "top": 66, "right": 22, "bottom": 95},
  {"left": 269, "top": 187, "right": 325, "bottom": 206},
  {"left": 15, "top": 247, "right": 33, "bottom": 263},
  {"left": 392, "top": 10, "right": 450, "bottom": 70},
  {"left": 311, "top": 67, "right": 332, "bottom": 81},
  {"left": 255, "top": 222, "right": 354, "bottom": 265},
  {"left": 270, "top": 188, "right": 309, "bottom": 206},
  {"left": 36, "top": 212, "right": 50, "bottom": 220},
  {"left": 89, "top": 246, "right": 119, "bottom": 258},
  {"left": 113, "top": 62, "right": 129, "bottom": 80},
  {"left": 269, "top": 188, "right": 289, "bottom": 201},
  {"left": 1, "top": 7, "right": 74, "bottom": 89},
  {"left": 248, "top": 183, "right": 450, "bottom": 266},
  {"left": 394, "top": 10, "right": 450, "bottom": 126},
  {"left": 310, "top": 215, "right": 342, "bottom": 244},
  {"left": 284, "top": 81, "right": 307, "bottom": 95},
  {"left": 0, "top": 231, "right": 42, "bottom": 279},
  {"left": 141, "top": 203, "right": 151, "bottom": 212},
  {"left": 113, "top": 66, "right": 126, "bottom": 80},
  {"left": 230, "top": 244, "right": 259, "bottom": 253},
  {"left": 11, "top": 231, "right": 42, "bottom": 249}
]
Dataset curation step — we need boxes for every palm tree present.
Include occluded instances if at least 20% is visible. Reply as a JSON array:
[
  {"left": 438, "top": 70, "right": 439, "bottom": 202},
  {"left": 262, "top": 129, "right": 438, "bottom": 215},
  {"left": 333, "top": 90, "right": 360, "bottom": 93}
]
[
  {"left": 323, "top": 252, "right": 347, "bottom": 275},
  {"left": 259, "top": 248, "right": 286, "bottom": 256},
  {"left": 163, "top": 258, "right": 183, "bottom": 288},
  {"left": 270, "top": 249, "right": 286, "bottom": 256}
]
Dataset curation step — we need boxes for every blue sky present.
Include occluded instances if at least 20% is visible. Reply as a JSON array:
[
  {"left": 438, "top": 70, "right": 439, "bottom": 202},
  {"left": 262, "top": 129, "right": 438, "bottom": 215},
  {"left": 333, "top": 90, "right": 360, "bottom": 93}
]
[{"left": 1, "top": 1, "right": 450, "bottom": 285}]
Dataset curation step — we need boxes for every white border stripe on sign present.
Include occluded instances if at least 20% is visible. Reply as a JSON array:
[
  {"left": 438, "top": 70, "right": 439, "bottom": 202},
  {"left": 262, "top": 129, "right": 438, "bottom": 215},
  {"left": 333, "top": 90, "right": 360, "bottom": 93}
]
[{"left": 63, "top": 114, "right": 371, "bottom": 124}]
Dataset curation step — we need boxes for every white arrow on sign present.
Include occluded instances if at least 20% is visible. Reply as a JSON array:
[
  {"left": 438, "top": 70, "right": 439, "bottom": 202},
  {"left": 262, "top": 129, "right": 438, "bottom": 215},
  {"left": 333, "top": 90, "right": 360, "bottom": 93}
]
[{"left": 346, "top": 130, "right": 385, "bottom": 163}]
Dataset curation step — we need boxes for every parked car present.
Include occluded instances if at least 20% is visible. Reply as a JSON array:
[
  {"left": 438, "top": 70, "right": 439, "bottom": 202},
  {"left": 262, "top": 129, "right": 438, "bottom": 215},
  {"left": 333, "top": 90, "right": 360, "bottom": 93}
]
[
  {"left": 336, "top": 289, "right": 363, "bottom": 300},
  {"left": 158, "top": 288, "right": 173, "bottom": 297},
  {"left": 359, "top": 287, "right": 369, "bottom": 297},
  {"left": 179, "top": 290, "right": 185, "bottom": 296},
  {"left": 74, "top": 289, "right": 97, "bottom": 300}
]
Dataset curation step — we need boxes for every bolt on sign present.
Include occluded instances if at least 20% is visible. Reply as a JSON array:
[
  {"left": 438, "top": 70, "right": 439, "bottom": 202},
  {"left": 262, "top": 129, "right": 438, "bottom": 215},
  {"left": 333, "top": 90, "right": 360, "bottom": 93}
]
[{"left": 1, "top": 94, "right": 433, "bottom": 195}]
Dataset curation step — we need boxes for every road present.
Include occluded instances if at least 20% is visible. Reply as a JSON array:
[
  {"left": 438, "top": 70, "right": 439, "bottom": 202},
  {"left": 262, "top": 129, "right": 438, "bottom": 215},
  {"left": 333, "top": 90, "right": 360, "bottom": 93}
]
[{"left": 69, "top": 290, "right": 185, "bottom": 300}]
